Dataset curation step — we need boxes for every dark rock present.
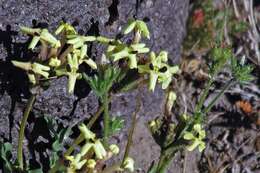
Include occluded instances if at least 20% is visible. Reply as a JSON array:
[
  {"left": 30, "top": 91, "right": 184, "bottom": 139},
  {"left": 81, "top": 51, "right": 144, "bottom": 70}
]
[{"left": 0, "top": 0, "right": 189, "bottom": 171}]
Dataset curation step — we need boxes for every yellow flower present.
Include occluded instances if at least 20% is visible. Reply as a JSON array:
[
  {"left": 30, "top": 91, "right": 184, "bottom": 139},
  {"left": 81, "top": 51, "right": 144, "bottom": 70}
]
[
  {"left": 183, "top": 124, "right": 206, "bottom": 152},
  {"left": 138, "top": 51, "right": 179, "bottom": 91}
]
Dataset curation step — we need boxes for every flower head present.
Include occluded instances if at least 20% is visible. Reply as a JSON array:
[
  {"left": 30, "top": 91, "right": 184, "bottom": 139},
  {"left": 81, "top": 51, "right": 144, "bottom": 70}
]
[
  {"left": 49, "top": 57, "right": 61, "bottom": 67},
  {"left": 183, "top": 124, "right": 206, "bottom": 152},
  {"left": 65, "top": 155, "right": 87, "bottom": 171},
  {"left": 67, "top": 34, "right": 96, "bottom": 49},
  {"left": 20, "top": 26, "right": 61, "bottom": 49},
  {"left": 55, "top": 22, "right": 77, "bottom": 35},
  {"left": 55, "top": 50, "right": 97, "bottom": 93},
  {"left": 138, "top": 51, "right": 179, "bottom": 91},
  {"left": 123, "top": 19, "right": 150, "bottom": 39},
  {"left": 12, "top": 61, "right": 50, "bottom": 84},
  {"left": 109, "top": 144, "right": 120, "bottom": 155},
  {"left": 107, "top": 42, "right": 149, "bottom": 69},
  {"left": 122, "top": 157, "right": 135, "bottom": 172}
]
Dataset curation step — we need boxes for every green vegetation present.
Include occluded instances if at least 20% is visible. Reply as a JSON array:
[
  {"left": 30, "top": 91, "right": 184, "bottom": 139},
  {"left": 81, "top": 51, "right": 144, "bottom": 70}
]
[{"left": 0, "top": 0, "right": 255, "bottom": 172}]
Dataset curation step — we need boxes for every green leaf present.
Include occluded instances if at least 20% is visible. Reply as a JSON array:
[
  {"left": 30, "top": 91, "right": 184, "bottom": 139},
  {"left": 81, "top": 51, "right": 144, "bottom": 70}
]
[
  {"left": 147, "top": 162, "right": 158, "bottom": 173},
  {"left": 28, "top": 168, "right": 43, "bottom": 173},
  {"left": 230, "top": 56, "right": 254, "bottom": 83},
  {"left": 109, "top": 117, "right": 124, "bottom": 136},
  {"left": 0, "top": 142, "right": 13, "bottom": 172},
  {"left": 43, "top": 116, "right": 71, "bottom": 169},
  {"left": 209, "top": 47, "right": 230, "bottom": 75},
  {"left": 83, "top": 66, "right": 122, "bottom": 100},
  {"left": 231, "top": 21, "right": 248, "bottom": 34},
  {"left": 123, "top": 19, "right": 136, "bottom": 35}
]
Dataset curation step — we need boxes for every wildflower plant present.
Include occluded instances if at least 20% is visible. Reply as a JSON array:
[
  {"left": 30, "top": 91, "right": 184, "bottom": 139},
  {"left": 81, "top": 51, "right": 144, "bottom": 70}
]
[
  {"left": 147, "top": 46, "right": 254, "bottom": 173},
  {"left": 65, "top": 124, "right": 134, "bottom": 173},
  {"left": 8, "top": 18, "right": 180, "bottom": 173},
  {"left": 183, "top": 124, "right": 206, "bottom": 152},
  {"left": 138, "top": 51, "right": 179, "bottom": 91},
  {"left": 7, "top": 9, "right": 253, "bottom": 172}
]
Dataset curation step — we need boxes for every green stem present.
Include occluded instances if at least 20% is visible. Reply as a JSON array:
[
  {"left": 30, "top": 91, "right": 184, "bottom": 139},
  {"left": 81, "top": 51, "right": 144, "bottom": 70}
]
[
  {"left": 203, "top": 79, "right": 234, "bottom": 114},
  {"left": 64, "top": 104, "right": 106, "bottom": 157},
  {"left": 156, "top": 152, "right": 170, "bottom": 173},
  {"left": 156, "top": 149, "right": 177, "bottom": 173},
  {"left": 156, "top": 141, "right": 185, "bottom": 173},
  {"left": 51, "top": 104, "right": 107, "bottom": 173},
  {"left": 17, "top": 94, "right": 36, "bottom": 170},
  {"left": 103, "top": 93, "right": 110, "bottom": 145}
]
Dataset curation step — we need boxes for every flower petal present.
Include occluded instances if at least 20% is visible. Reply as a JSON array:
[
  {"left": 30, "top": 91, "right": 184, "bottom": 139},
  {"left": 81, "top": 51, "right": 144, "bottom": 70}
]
[
  {"left": 149, "top": 72, "right": 158, "bottom": 92},
  {"left": 123, "top": 19, "right": 136, "bottom": 35},
  {"left": 183, "top": 132, "right": 194, "bottom": 140}
]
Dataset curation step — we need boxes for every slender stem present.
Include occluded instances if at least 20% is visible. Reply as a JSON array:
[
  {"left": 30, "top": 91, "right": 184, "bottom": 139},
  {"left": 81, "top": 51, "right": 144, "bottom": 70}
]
[
  {"left": 156, "top": 150, "right": 175, "bottom": 173},
  {"left": 64, "top": 104, "right": 106, "bottom": 157},
  {"left": 121, "top": 95, "right": 141, "bottom": 166},
  {"left": 156, "top": 142, "right": 184, "bottom": 173},
  {"left": 195, "top": 78, "right": 214, "bottom": 113},
  {"left": 59, "top": 45, "right": 73, "bottom": 64},
  {"left": 156, "top": 152, "right": 169, "bottom": 173},
  {"left": 103, "top": 93, "right": 110, "bottom": 145},
  {"left": 17, "top": 94, "right": 36, "bottom": 170},
  {"left": 203, "top": 79, "right": 234, "bottom": 114}
]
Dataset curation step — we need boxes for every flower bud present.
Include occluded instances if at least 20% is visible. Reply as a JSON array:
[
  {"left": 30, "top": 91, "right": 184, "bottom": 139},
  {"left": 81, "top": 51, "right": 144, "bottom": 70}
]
[
  {"left": 49, "top": 57, "right": 61, "bottom": 67},
  {"left": 80, "top": 143, "right": 93, "bottom": 156},
  {"left": 87, "top": 159, "right": 96, "bottom": 169},
  {"left": 122, "top": 157, "right": 134, "bottom": 172},
  {"left": 31, "top": 62, "right": 50, "bottom": 78},
  {"left": 109, "top": 144, "right": 120, "bottom": 155},
  {"left": 93, "top": 140, "right": 107, "bottom": 159},
  {"left": 78, "top": 124, "right": 96, "bottom": 140},
  {"left": 166, "top": 91, "right": 177, "bottom": 113}
]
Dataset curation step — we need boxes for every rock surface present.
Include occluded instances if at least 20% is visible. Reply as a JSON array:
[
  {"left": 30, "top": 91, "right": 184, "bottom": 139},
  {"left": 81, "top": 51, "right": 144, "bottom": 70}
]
[{"left": 0, "top": 0, "right": 189, "bottom": 172}]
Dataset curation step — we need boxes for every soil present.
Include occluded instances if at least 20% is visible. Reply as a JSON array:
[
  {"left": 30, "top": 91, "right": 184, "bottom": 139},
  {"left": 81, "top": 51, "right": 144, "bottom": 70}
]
[{"left": 0, "top": 0, "right": 259, "bottom": 173}]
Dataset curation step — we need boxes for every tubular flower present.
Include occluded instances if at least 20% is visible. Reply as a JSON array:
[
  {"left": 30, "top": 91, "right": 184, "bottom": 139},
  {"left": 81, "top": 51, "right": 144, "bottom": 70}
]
[
  {"left": 67, "top": 34, "right": 96, "bottom": 49},
  {"left": 49, "top": 57, "right": 61, "bottom": 67},
  {"left": 65, "top": 155, "right": 87, "bottom": 171},
  {"left": 20, "top": 27, "right": 61, "bottom": 49},
  {"left": 78, "top": 124, "right": 96, "bottom": 140},
  {"left": 123, "top": 19, "right": 150, "bottom": 39},
  {"left": 12, "top": 61, "right": 50, "bottom": 84},
  {"left": 96, "top": 36, "right": 114, "bottom": 44},
  {"left": 183, "top": 124, "right": 206, "bottom": 152},
  {"left": 55, "top": 22, "right": 77, "bottom": 35},
  {"left": 109, "top": 144, "right": 120, "bottom": 155},
  {"left": 138, "top": 51, "right": 179, "bottom": 91},
  {"left": 93, "top": 140, "right": 107, "bottom": 159},
  {"left": 65, "top": 125, "right": 108, "bottom": 171},
  {"left": 107, "top": 42, "right": 149, "bottom": 69},
  {"left": 66, "top": 53, "right": 82, "bottom": 93},
  {"left": 55, "top": 49, "right": 97, "bottom": 93}
]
